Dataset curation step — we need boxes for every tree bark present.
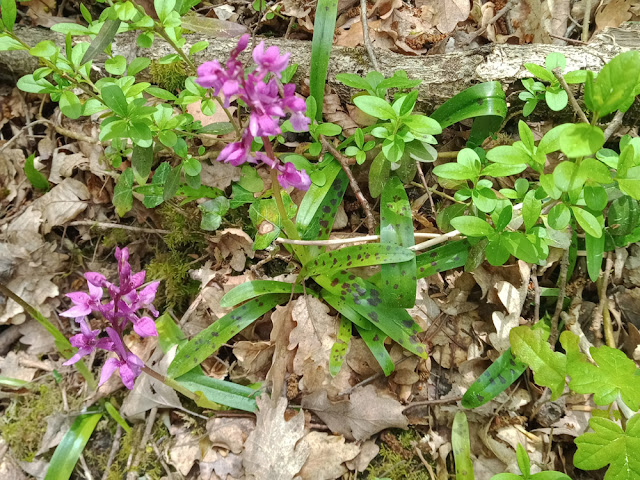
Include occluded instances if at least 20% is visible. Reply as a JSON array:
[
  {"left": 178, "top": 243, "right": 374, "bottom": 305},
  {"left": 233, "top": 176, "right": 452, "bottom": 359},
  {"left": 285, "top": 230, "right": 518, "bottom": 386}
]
[{"left": 3, "top": 23, "right": 639, "bottom": 111}]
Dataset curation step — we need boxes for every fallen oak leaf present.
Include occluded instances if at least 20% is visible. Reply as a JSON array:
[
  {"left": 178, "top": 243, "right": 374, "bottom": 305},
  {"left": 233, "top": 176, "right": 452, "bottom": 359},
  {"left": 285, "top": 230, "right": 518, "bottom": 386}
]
[{"left": 301, "top": 385, "right": 408, "bottom": 441}]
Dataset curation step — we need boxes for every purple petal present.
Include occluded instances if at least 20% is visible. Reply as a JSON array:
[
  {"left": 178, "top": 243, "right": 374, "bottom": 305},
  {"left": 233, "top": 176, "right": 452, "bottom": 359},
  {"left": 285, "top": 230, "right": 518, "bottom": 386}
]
[
  {"left": 60, "top": 304, "right": 92, "bottom": 318},
  {"left": 88, "top": 282, "right": 103, "bottom": 302},
  {"left": 105, "top": 327, "right": 127, "bottom": 359},
  {"left": 99, "top": 357, "right": 120, "bottom": 386},
  {"left": 118, "top": 363, "right": 138, "bottom": 390},
  {"left": 133, "top": 316, "right": 158, "bottom": 338},
  {"left": 130, "top": 271, "right": 146, "bottom": 289},
  {"left": 63, "top": 351, "right": 85, "bottom": 366},
  {"left": 85, "top": 272, "right": 107, "bottom": 287}
]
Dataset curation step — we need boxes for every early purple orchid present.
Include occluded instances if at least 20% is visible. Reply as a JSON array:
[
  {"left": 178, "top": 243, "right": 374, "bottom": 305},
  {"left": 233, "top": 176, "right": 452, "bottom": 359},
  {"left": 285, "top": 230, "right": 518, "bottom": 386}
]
[
  {"left": 196, "top": 34, "right": 311, "bottom": 190},
  {"left": 62, "top": 246, "right": 159, "bottom": 389}
]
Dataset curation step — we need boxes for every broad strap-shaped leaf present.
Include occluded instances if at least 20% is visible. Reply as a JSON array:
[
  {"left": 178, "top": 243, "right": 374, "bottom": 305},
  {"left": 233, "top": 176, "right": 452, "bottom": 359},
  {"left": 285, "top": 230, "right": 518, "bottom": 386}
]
[
  {"left": 80, "top": 19, "right": 121, "bottom": 65},
  {"left": 510, "top": 326, "right": 566, "bottom": 400},
  {"left": 297, "top": 161, "right": 348, "bottom": 241},
  {"left": 220, "top": 280, "right": 304, "bottom": 308},
  {"left": 452, "top": 412, "right": 475, "bottom": 480},
  {"left": 309, "top": 0, "right": 338, "bottom": 119},
  {"left": 380, "top": 177, "right": 417, "bottom": 308},
  {"left": 416, "top": 240, "right": 469, "bottom": 279},
  {"left": 321, "top": 291, "right": 371, "bottom": 331},
  {"left": 430, "top": 82, "right": 506, "bottom": 147},
  {"left": 174, "top": 370, "right": 258, "bottom": 412},
  {"left": 168, "top": 293, "right": 289, "bottom": 378},
  {"left": 462, "top": 348, "right": 526, "bottom": 409},
  {"left": 574, "top": 414, "right": 640, "bottom": 480},
  {"left": 329, "top": 316, "right": 351, "bottom": 377},
  {"left": 357, "top": 325, "right": 394, "bottom": 376},
  {"left": 316, "top": 273, "right": 428, "bottom": 359},
  {"left": 44, "top": 413, "right": 102, "bottom": 480},
  {"left": 301, "top": 244, "right": 415, "bottom": 277}
]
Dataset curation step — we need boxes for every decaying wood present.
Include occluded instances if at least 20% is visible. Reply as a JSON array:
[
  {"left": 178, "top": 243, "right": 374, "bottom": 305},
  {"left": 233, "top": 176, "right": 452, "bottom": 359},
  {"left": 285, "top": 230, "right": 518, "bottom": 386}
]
[{"left": 3, "top": 24, "right": 640, "bottom": 112}]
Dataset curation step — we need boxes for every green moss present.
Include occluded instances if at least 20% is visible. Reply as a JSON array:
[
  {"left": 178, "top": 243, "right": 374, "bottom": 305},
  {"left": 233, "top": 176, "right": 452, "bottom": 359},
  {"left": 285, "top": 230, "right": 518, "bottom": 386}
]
[
  {"left": 158, "top": 203, "right": 206, "bottom": 252},
  {"left": 150, "top": 60, "right": 188, "bottom": 93},
  {"left": 366, "top": 430, "right": 434, "bottom": 480},
  {"left": 0, "top": 384, "right": 82, "bottom": 462},
  {"left": 147, "top": 250, "right": 200, "bottom": 311},
  {"left": 102, "top": 228, "right": 130, "bottom": 249}
]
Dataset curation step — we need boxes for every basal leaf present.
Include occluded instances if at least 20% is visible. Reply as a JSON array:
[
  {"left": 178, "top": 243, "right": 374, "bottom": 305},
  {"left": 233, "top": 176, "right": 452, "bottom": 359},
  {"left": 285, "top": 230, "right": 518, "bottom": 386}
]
[
  {"left": 168, "top": 294, "right": 289, "bottom": 378},
  {"left": 220, "top": 280, "right": 304, "bottom": 308},
  {"left": 174, "top": 370, "right": 258, "bottom": 412},
  {"left": 24, "top": 154, "right": 50, "bottom": 191},
  {"left": 462, "top": 348, "right": 526, "bottom": 409},
  {"left": 452, "top": 412, "right": 475, "bottom": 480},
  {"left": 357, "top": 324, "right": 394, "bottom": 376},
  {"left": 329, "top": 316, "right": 351, "bottom": 377},
  {"left": 585, "top": 232, "right": 604, "bottom": 282},
  {"left": 113, "top": 168, "right": 134, "bottom": 217},
  {"left": 380, "top": 177, "right": 417, "bottom": 308},
  {"left": 416, "top": 240, "right": 469, "bottom": 279},
  {"left": 301, "top": 243, "right": 414, "bottom": 277},
  {"left": 510, "top": 326, "right": 566, "bottom": 400},
  {"left": 309, "top": 0, "right": 338, "bottom": 120}
]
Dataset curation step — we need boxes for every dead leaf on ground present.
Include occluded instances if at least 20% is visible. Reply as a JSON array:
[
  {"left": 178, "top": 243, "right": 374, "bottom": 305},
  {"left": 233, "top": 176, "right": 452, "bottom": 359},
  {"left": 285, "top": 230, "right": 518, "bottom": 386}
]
[
  {"left": 18, "top": 320, "right": 56, "bottom": 355},
  {"left": 243, "top": 395, "right": 310, "bottom": 480},
  {"left": 302, "top": 385, "right": 408, "bottom": 441},
  {"left": 167, "top": 424, "right": 201, "bottom": 476},
  {"left": 200, "top": 448, "right": 244, "bottom": 480},
  {"left": 297, "top": 431, "right": 360, "bottom": 480},
  {"left": 415, "top": 0, "right": 471, "bottom": 33},
  {"left": 595, "top": 0, "right": 632, "bottom": 32},
  {"left": 206, "top": 417, "right": 255, "bottom": 454}
]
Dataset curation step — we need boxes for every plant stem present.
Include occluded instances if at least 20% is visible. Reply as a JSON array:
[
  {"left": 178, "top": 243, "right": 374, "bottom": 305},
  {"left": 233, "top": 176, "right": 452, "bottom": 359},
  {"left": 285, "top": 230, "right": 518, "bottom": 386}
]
[
  {"left": 141, "top": 365, "right": 200, "bottom": 402},
  {"left": 549, "top": 248, "right": 570, "bottom": 347},
  {"left": 212, "top": 96, "right": 242, "bottom": 137},
  {"left": 603, "top": 110, "right": 625, "bottom": 142},
  {"left": 582, "top": 0, "right": 592, "bottom": 42},
  {"left": 553, "top": 68, "right": 589, "bottom": 124}
]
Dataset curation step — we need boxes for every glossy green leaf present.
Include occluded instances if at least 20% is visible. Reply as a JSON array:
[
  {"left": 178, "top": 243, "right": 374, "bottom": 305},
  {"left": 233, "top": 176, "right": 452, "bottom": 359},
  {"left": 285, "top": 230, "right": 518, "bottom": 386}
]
[
  {"left": 309, "top": 0, "right": 338, "bottom": 120},
  {"left": 462, "top": 348, "right": 526, "bottom": 408},
  {"left": 584, "top": 50, "right": 640, "bottom": 117},
  {"left": 559, "top": 124, "right": 605, "bottom": 158},
  {"left": 44, "top": 413, "right": 102, "bottom": 480},
  {"left": 430, "top": 81, "right": 507, "bottom": 146},
  {"left": 168, "top": 294, "right": 289, "bottom": 378},
  {"left": 486, "top": 145, "right": 530, "bottom": 165},
  {"left": 173, "top": 370, "right": 258, "bottom": 412},
  {"left": 354, "top": 95, "right": 396, "bottom": 120},
  {"left": 316, "top": 273, "right": 428, "bottom": 359},
  {"left": 131, "top": 145, "right": 153, "bottom": 183},
  {"left": 81, "top": 19, "right": 121, "bottom": 65},
  {"left": 1, "top": 0, "right": 17, "bottom": 31},
  {"left": 451, "top": 216, "right": 494, "bottom": 237},
  {"left": 608, "top": 196, "right": 639, "bottom": 236},
  {"left": 380, "top": 176, "right": 417, "bottom": 308},
  {"left": 163, "top": 164, "right": 182, "bottom": 201},
  {"left": 113, "top": 168, "right": 133, "bottom": 217},
  {"left": 24, "top": 154, "right": 50, "bottom": 191},
  {"left": 585, "top": 232, "right": 604, "bottom": 282},
  {"left": 571, "top": 206, "right": 602, "bottom": 238},
  {"left": 101, "top": 84, "right": 128, "bottom": 118},
  {"left": 369, "top": 151, "right": 391, "bottom": 198},
  {"left": 156, "top": 313, "right": 186, "bottom": 353},
  {"left": 0, "top": 376, "right": 29, "bottom": 388},
  {"left": 329, "top": 316, "right": 351, "bottom": 377},
  {"left": 415, "top": 240, "right": 469, "bottom": 279},
  {"left": 452, "top": 412, "right": 474, "bottom": 480},
  {"left": 220, "top": 280, "right": 304, "bottom": 307},
  {"left": 357, "top": 324, "right": 394, "bottom": 376},
  {"left": 104, "top": 400, "right": 131, "bottom": 433}
]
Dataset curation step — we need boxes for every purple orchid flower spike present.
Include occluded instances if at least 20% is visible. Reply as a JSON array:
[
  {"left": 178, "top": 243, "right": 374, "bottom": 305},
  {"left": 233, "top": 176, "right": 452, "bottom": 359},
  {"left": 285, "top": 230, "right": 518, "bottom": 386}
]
[
  {"left": 61, "top": 282, "right": 103, "bottom": 318},
  {"left": 252, "top": 41, "right": 290, "bottom": 78},
  {"left": 100, "top": 327, "right": 144, "bottom": 390},
  {"left": 63, "top": 318, "right": 113, "bottom": 366}
]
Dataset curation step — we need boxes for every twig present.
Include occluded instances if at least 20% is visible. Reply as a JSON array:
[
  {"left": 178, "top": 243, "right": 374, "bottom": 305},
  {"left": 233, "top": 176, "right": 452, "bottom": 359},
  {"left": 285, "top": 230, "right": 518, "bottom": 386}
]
[
  {"left": 403, "top": 395, "right": 463, "bottom": 410},
  {"left": 276, "top": 232, "right": 443, "bottom": 246},
  {"left": 416, "top": 163, "right": 435, "bottom": 212},
  {"left": 67, "top": 221, "right": 170, "bottom": 235},
  {"left": 127, "top": 407, "right": 158, "bottom": 480},
  {"left": 461, "top": 0, "right": 517, "bottom": 45},
  {"left": 151, "top": 442, "right": 174, "bottom": 479},
  {"left": 101, "top": 425, "right": 123, "bottom": 480},
  {"left": 553, "top": 68, "right": 589, "bottom": 124},
  {"left": 593, "top": 254, "right": 615, "bottom": 347},
  {"left": 79, "top": 454, "right": 94, "bottom": 480},
  {"left": 414, "top": 447, "right": 436, "bottom": 480},
  {"left": 320, "top": 136, "right": 376, "bottom": 234},
  {"left": 603, "top": 110, "right": 625, "bottom": 142},
  {"left": 0, "top": 119, "right": 49, "bottom": 153},
  {"left": 360, "top": 0, "right": 379, "bottom": 70},
  {"left": 582, "top": 0, "right": 592, "bottom": 42},
  {"left": 549, "top": 33, "right": 588, "bottom": 45},
  {"left": 549, "top": 248, "right": 570, "bottom": 347}
]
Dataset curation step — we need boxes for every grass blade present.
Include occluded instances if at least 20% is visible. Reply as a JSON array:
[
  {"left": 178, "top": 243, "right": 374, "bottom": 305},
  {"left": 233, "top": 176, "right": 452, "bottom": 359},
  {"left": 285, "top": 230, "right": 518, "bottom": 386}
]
[
  {"left": 309, "top": 0, "right": 338, "bottom": 120},
  {"left": 44, "top": 413, "right": 102, "bottom": 480}
]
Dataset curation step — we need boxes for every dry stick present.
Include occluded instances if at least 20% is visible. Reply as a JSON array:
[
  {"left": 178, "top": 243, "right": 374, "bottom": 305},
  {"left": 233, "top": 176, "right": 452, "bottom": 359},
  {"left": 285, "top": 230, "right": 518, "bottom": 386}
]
[
  {"left": 603, "top": 110, "right": 626, "bottom": 142},
  {"left": 549, "top": 248, "right": 570, "bottom": 348},
  {"left": 414, "top": 447, "right": 437, "bottom": 480},
  {"left": 595, "top": 254, "right": 615, "bottom": 348},
  {"left": 320, "top": 136, "right": 376, "bottom": 234},
  {"left": 67, "top": 221, "right": 171, "bottom": 235},
  {"left": 360, "top": 0, "right": 379, "bottom": 70},
  {"left": 403, "top": 395, "right": 463, "bottom": 410},
  {"left": 461, "top": 0, "right": 518, "bottom": 45},
  {"left": 553, "top": 68, "right": 589, "bottom": 124},
  {"left": 582, "top": 0, "right": 592, "bottom": 42},
  {"left": 101, "top": 425, "right": 123, "bottom": 480},
  {"left": 416, "top": 162, "right": 436, "bottom": 212},
  {"left": 549, "top": 33, "right": 588, "bottom": 45}
]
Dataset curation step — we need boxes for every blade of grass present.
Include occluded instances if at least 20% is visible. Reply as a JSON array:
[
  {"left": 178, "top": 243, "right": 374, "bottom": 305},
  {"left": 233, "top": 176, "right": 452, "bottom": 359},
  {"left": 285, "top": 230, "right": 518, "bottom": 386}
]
[{"left": 309, "top": 0, "right": 338, "bottom": 121}]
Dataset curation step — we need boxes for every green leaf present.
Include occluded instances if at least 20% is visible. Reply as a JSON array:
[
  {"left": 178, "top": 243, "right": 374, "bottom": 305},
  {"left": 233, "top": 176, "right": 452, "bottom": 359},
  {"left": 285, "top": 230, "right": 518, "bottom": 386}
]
[
  {"left": 430, "top": 81, "right": 507, "bottom": 147},
  {"left": 402, "top": 114, "right": 442, "bottom": 135},
  {"left": 199, "top": 196, "right": 229, "bottom": 231},
  {"left": 486, "top": 145, "right": 530, "bottom": 165},
  {"left": 433, "top": 163, "right": 475, "bottom": 181},
  {"left": 559, "top": 123, "right": 605, "bottom": 158},
  {"left": 249, "top": 193, "right": 297, "bottom": 250},
  {"left": 546, "top": 52, "right": 566, "bottom": 72},
  {"left": 128, "top": 57, "right": 151, "bottom": 76},
  {"left": 522, "top": 190, "right": 541, "bottom": 230},
  {"left": 545, "top": 88, "right": 568, "bottom": 111},
  {"left": 608, "top": 196, "right": 639, "bottom": 236},
  {"left": 452, "top": 412, "right": 474, "bottom": 480},
  {"left": 146, "top": 86, "right": 178, "bottom": 101},
  {"left": 44, "top": 413, "right": 102, "bottom": 480},
  {"left": 584, "top": 50, "right": 640, "bottom": 117},
  {"left": 1, "top": 0, "right": 17, "bottom": 31},
  {"left": 353, "top": 95, "right": 396, "bottom": 120},
  {"left": 113, "top": 168, "right": 133, "bottom": 216},
  {"left": 315, "top": 122, "right": 342, "bottom": 136},
  {"left": 510, "top": 326, "right": 566, "bottom": 400},
  {"left": 24, "top": 154, "right": 50, "bottom": 191},
  {"left": 462, "top": 349, "right": 526, "bottom": 408},
  {"left": 101, "top": 84, "right": 128, "bottom": 117},
  {"left": 485, "top": 236, "right": 510, "bottom": 266},
  {"left": 548, "top": 203, "right": 570, "bottom": 230},
  {"left": 329, "top": 316, "right": 351, "bottom": 377},
  {"left": 163, "top": 164, "right": 181, "bottom": 201},
  {"left": 131, "top": 145, "right": 153, "bottom": 184},
  {"left": 335, "top": 73, "right": 372, "bottom": 91},
  {"left": 189, "top": 40, "right": 209, "bottom": 56},
  {"left": 564, "top": 70, "right": 588, "bottom": 84},
  {"left": 81, "top": 19, "right": 121, "bottom": 65},
  {"left": 168, "top": 294, "right": 289, "bottom": 378},
  {"left": 309, "top": 0, "right": 338, "bottom": 120},
  {"left": 173, "top": 370, "right": 258, "bottom": 412},
  {"left": 380, "top": 176, "right": 416, "bottom": 308},
  {"left": 472, "top": 187, "right": 497, "bottom": 213},
  {"left": 571, "top": 206, "right": 602, "bottom": 238},
  {"left": 451, "top": 216, "right": 494, "bottom": 237},
  {"left": 584, "top": 184, "right": 608, "bottom": 211},
  {"left": 415, "top": 240, "right": 469, "bottom": 279},
  {"left": 59, "top": 91, "right": 82, "bottom": 119},
  {"left": 104, "top": 400, "right": 131, "bottom": 433},
  {"left": 302, "top": 244, "right": 414, "bottom": 277},
  {"left": 585, "top": 232, "right": 604, "bottom": 282},
  {"left": 369, "top": 151, "right": 390, "bottom": 198},
  {"left": 221, "top": 281, "right": 304, "bottom": 308},
  {"left": 574, "top": 414, "right": 640, "bottom": 480},
  {"left": 524, "top": 63, "right": 556, "bottom": 82},
  {"left": 29, "top": 40, "right": 57, "bottom": 58},
  {"left": 105, "top": 55, "right": 127, "bottom": 75}
]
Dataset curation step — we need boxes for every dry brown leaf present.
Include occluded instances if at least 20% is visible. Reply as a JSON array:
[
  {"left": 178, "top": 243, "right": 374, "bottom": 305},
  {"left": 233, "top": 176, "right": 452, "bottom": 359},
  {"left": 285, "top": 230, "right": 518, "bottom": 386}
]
[
  {"left": 167, "top": 424, "right": 201, "bottom": 476},
  {"left": 266, "top": 304, "right": 296, "bottom": 400},
  {"left": 200, "top": 160, "right": 242, "bottom": 191},
  {"left": 416, "top": 0, "right": 471, "bottom": 33},
  {"left": 242, "top": 396, "right": 310, "bottom": 480},
  {"left": 18, "top": 320, "right": 56, "bottom": 355},
  {"left": 207, "top": 417, "right": 255, "bottom": 454},
  {"left": 302, "top": 385, "right": 408, "bottom": 441},
  {"left": 345, "top": 439, "right": 379, "bottom": 472},
  {"left": 49, "top": 146, "right": 89, "bottom": 185},
  {"left": 595, "top": 0, "right": 632, "bottom": 32},
  {"left": 232, "top": 340, "right": 274, "bottom": 383},
  {"left": 200, "top": 448, "right": 244, "bottom": 479},
  {"left": 297, "top": 432, "right": 360, "bottom": 480},
  {"left": 0, "top": 352, "right": 38, "bottom": 381}
]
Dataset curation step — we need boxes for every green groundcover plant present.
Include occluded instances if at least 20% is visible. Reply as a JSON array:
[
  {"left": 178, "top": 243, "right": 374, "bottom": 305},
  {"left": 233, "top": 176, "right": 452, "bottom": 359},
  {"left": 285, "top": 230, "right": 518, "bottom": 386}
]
[{"left": 3, "top": 0, "right": 640, "bottom": 477}]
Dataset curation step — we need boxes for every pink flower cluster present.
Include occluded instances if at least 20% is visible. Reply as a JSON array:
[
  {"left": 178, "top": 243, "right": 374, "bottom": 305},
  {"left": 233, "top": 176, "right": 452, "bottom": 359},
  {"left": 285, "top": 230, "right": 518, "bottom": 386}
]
[
  {"left": 62, "top": 247, "right": 159, "bottom": 389},
  {"left": 196, "top": 35, "right": 311, "bottom": 190}
]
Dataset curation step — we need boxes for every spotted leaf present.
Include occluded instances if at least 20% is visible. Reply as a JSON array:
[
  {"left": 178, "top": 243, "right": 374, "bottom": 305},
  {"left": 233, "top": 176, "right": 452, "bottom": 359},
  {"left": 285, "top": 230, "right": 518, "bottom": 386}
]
[
  {"left": 220, "top": 280, "right": 305, "bottom": 307},
  {"left": 329, "top": 316, "right": 351, "bottom": 377}
]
